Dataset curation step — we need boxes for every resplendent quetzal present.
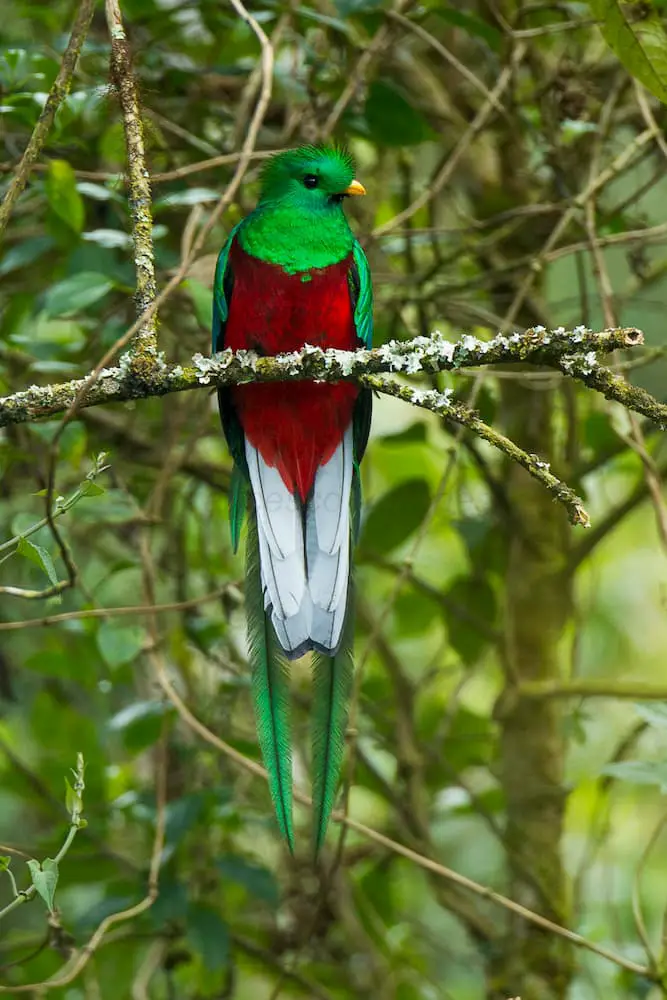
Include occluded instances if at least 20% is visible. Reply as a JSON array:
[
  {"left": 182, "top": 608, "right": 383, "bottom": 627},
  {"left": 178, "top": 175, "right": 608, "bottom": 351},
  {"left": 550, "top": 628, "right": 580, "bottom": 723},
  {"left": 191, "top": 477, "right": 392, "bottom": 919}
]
[{"left": 212, "top": 146, "right": 373, "bottom": 852}]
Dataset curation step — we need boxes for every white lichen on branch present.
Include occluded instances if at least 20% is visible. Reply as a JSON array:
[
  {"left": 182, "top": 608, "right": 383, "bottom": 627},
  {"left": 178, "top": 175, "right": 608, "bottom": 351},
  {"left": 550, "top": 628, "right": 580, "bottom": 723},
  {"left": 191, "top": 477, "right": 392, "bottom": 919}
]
[
  {"left": 0, "top": 325, "right": 654, "bottom": 426},
  {"left": 1, "top": 323, "right": 664, "bottom": 526},
  {"left": 361, "top": 374, "right": 590, "bottom": 527}
]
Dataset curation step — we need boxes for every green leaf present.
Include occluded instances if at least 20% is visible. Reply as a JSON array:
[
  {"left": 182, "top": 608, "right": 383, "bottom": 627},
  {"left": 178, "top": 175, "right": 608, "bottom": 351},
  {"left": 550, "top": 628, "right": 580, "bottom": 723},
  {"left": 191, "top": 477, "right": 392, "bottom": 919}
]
[
  {"left": 82, "top": 229, "right": 133, "bottom": 250},
  {"left": 602, "top": 759, "right": 667, "bottom": 790},
  {"left": 394, "top": 591, "right": 439, "bottom": 636},
  {"left": 65, "top": 776, "right": 82, "bottom": 817},
  {"left": 80, "top": 480, "right": 105, "bottom": 497},
  {"left": 12, "top": 316, "right": 87, "bottom": 351},
  {"left": 0, "top": 236, "right": 54, "bottom": 276},
  {"left": 444, "top": 577, "right": 496, "bottom": 665},
  {"left": 78, "top": 488, "right": 139, "bottom": 524},
  {"left": 17, "top": 536, "right": 58, "bottom": 586},
  {"left": 185, "top": 279, "right": 213, "bottom": 329},
  {"left": 588, "top": 0, "right": 667, "bottom": 104},
  {"left": 108, "top": 699, "right": 172, "bottom": 752},
  {"left": 76, "top": 181, "right": 123, "bottom": 202},
  {"left": 45, "top": 160, "right": 85, "bottom": 233},
  {"left": 44, "top": 272, "right": 114, "bottom": 317},
  {"left": 26, "top": 857, "right": 59, "bottom": 911},
  {"left": 30, "top": 360, "right": 80, "bottom": 375},
  {"left": 0, "top": 856, "right": 11, "bottom": 873},
  {"left": 108, "top": 700, "right": 168, "bottom": 732},
  {"left": 149, "top": 880, "right": 189, "bottom": 928},
  {"left": 440, "top": 707, "right": 494, "bottom": 771},
  {"left": 186, "top": 905, "right": 230, "bottom": 971},
  {"left": 333, "top": 0, "right": 384, "bottom": 16},
  {"left": 164, "top": 793, "right": 205, "bottom": 845},
  {"left": 361, "top": 478, "right": 431, "bottom": 552},
  {"left": 154, "top": 187, "right": 220, "bottom": 210},
  {"left": 96, "top": 622, "right": 145, "bottom": 669},
  {"left": 379, "top": 423, "right": 427, "bottom": 446},
  {"left": 365, "top": 81, "right": 436, "bottom": 146},
  {"left": 216, "top": 855, "right": 279, "bottom": 905}
]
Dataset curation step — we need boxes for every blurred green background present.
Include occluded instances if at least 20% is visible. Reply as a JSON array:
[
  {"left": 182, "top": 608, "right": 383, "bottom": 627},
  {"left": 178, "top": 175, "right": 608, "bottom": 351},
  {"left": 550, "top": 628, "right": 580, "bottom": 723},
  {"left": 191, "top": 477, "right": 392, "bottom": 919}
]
[{"left": 3, "top": 1, "right": 667, "bottom": 998}]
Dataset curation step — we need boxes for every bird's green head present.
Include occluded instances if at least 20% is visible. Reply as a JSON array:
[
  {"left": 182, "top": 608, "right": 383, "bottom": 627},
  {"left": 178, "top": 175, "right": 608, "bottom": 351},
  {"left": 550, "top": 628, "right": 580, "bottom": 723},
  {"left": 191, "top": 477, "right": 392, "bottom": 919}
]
[{"left": 258, "top": 145, "right": 366, "bottom": 211}]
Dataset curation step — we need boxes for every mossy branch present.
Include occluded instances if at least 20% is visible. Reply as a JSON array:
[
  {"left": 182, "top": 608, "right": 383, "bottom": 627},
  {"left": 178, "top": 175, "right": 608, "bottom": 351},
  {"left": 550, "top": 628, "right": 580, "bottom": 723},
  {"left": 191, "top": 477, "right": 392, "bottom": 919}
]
[
  {"left": 105, "top": 0, "right": 158, "bottom": 373},
  {"left": 0, "top": 326, "right": 646, "bottom": 430},
  {"left": 362, "top": 375, "right": 591, "bottom": 526},
  {"left": 0, "top": 324, "right": 661, "bottom": 528}
]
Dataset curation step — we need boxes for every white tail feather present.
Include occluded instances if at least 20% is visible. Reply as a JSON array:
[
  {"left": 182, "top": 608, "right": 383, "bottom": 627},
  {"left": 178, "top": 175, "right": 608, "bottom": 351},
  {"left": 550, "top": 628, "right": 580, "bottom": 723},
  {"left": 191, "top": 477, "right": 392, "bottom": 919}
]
[{"left": 246, "top": 428, "right": 353, "bottom": 658}]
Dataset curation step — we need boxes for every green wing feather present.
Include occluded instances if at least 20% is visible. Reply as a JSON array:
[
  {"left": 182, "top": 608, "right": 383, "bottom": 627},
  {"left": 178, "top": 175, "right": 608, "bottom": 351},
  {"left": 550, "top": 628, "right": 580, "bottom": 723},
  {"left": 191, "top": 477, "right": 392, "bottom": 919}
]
[
  {"left": 212, "top": 221, "right": 242, "bottom": 353},
  {"left": 311, "top": 581, "right": 355, "bottom": 854},
  {"left": 351, "top": 239, "right": 373, "bottom": 349},
  {"left": 246, "top": 507, "right": 294, "bottom": 851},
  {"left": 213, "top": 221, "right": 250, "bottom": 548},
  {"left": 228, "top": 465, "right": 248, "bottom": 553}
]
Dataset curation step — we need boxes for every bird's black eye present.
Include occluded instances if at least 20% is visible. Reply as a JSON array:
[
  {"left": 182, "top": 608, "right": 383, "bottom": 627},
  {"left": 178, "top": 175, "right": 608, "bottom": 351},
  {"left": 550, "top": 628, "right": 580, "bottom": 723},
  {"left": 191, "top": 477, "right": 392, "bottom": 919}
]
[{"left": 303, "top": 174, "right": 319, "bottom": 189}]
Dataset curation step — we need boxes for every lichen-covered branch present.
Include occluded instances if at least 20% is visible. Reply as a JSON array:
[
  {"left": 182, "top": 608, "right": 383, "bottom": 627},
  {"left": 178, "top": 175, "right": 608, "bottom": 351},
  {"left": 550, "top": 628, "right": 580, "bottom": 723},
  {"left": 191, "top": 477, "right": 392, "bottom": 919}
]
[
  {"left": 0, "top": 326, "right": 648, "bottom": 429},
  {"left": 105, "top": 0, "right": 158, "bottom": 373},
  {"left": 362, "top": 375, "right": 590, "bottom": 526},
  {"left": 0, "top": 0, "right": 96, "bottom": 238},
  {"left": 553, "top": 352, "right": 667, "bottom": 428},
  {"left": 0, "top": 325, "right": 663, "bottom": 528}
]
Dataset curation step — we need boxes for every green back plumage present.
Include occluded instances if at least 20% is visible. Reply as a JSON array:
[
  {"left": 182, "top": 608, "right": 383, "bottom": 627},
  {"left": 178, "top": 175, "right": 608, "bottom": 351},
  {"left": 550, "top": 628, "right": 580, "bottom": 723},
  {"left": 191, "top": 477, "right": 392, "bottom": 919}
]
[{"left": 245, "top": 509, "right": 294, "bottom": 850}]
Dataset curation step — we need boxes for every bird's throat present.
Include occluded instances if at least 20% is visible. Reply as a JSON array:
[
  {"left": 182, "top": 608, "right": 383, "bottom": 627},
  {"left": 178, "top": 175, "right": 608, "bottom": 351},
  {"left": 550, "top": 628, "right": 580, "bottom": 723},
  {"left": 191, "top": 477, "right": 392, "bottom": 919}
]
[{"left": 238, "top": 202, "right": 354, "bottom": 274}]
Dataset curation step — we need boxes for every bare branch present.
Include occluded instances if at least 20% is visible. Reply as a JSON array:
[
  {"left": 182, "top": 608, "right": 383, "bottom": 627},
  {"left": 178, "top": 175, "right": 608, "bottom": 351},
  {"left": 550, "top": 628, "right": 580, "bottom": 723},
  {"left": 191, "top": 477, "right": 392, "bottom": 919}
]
[
  {"left": 149, "top": 644, "right": 652, "bottom": 981},
  {"left": 371, "top": 42, "right": 526, "bottom": 239}
]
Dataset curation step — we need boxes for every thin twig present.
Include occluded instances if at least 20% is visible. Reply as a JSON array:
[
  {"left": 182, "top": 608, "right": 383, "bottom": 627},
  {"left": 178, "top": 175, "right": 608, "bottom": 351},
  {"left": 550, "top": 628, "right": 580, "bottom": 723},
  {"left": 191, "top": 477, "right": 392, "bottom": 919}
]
[
  {"left": 517, "top": 680, "right": 667, "bottom": 700},
  {"left": 43, "top": 0, "right": 275, "bottom": 448},
  {"left": 0, "top": 740, "right": 167, "bottom": 993},
  {"left": 0, "top": 0, "right": 96, "bottom": 237},
  {"left": 583, "top": 84, "right": 667, "bottom": 552},
  {"left": 0, "top": 753, "right": 86, "bottom": 924},
  {"left": 0, "top": 584, "right": 238, "bottom": 631},
  {"left": 320, "top": 0, "right": 412, "bottom": 138},
  {"left": 372, "top": 43, "right": 526, "bottom": 238},
  {"left": 631, "top": 808, "right": 667, "bottom": 972},
  {"left": 388, "top": 11, "right": 508, "bottom": 116},
  {"left": 149, "top": 652, "right": 651, "bottom": 981},
  {"left": 501, "top": 126, "right": 659, "bottom": 331},
  {"left": 362, "top": 374, "right": 590, "bottom": 526},
  {"left": 0, "top": 148, "right": 280, "bottom": 185}
]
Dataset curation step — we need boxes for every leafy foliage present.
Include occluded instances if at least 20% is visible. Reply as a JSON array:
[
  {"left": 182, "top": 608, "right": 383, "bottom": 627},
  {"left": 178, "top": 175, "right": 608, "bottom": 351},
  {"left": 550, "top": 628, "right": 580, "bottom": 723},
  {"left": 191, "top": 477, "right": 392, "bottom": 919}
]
[
  {"left": 2, "top": 0, "right": 667, "bottom": 998},
  {"left": 589, "top": 0, "right": 667, "bottom": 104}
]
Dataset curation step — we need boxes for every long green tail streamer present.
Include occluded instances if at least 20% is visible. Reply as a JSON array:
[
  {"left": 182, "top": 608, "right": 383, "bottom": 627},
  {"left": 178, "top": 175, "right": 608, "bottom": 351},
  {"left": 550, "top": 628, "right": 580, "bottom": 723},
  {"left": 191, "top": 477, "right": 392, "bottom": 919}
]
[
  {"left": 311, "top": 584, "right": 355, "bottom": 854},
  {"left": 246, "top": 509, "right": 294, "bottom": 851}
]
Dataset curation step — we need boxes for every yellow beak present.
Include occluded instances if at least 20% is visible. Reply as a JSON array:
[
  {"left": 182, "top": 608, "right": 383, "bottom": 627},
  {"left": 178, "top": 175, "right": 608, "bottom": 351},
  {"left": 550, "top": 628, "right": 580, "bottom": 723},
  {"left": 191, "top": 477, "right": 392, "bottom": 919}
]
[{"left": 344, "top": 179, "right": 366, "bottom": 196}]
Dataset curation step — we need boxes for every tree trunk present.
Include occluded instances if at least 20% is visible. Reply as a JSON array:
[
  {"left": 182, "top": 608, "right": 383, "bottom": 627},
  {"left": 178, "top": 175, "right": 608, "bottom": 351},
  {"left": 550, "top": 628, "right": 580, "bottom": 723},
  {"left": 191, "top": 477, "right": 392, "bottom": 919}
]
[{"left": 490, "top": 378, "right": 573, "bottom": 999}]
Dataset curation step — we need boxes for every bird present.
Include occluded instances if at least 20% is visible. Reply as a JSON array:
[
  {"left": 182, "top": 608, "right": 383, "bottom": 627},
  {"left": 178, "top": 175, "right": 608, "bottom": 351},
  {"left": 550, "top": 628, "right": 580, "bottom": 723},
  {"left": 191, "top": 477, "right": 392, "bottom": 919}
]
[{"left": 212, "top": 145, "right": 373, "bottom": 853}]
